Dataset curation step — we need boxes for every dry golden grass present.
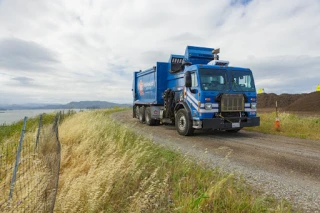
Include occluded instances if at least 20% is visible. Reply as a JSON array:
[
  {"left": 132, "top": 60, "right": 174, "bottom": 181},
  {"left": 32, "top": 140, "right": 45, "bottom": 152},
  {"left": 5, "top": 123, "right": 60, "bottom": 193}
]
[
  {"left": 0, "top": 112, "right": 66, "bottom": 212},
  {"left": 55, "top": 109, "right": 292, "bottom": 213},
  {"left": 0, "top": 127, "right": 50, "bottom": 212},
  {"left": 37, "top": 124, "right": 61, "bottom": 212},
  {"left": 56, "top": 110, "right": 147, "bottom": 212}
]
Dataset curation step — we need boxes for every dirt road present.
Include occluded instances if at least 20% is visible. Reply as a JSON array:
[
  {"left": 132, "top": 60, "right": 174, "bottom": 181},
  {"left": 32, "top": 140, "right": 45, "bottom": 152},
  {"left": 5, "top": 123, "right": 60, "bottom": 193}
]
[{"left": 112, "top": 111, "right": 320, "bottom": 212}]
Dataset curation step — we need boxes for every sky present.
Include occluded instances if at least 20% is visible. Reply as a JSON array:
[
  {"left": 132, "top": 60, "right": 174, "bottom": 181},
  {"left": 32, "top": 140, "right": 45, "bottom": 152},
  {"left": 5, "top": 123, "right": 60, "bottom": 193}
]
[{"left": 0, "top": 0, "right": 319, "bottom": 105}]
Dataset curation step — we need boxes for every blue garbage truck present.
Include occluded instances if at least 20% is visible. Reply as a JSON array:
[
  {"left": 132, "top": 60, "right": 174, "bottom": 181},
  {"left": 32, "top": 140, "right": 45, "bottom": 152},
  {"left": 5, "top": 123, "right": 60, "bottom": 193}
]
[{"left": 132, "top": 46, "right": 260, "bottom": 136}]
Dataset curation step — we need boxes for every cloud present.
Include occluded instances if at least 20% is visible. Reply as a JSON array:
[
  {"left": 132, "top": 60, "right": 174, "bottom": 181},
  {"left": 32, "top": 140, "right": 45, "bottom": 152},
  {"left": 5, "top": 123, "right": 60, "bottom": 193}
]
[
  {"left": 235, "top": 55, "right": 320, "bottom": 93},
  {"left": 166, "top": 33, "right": 205, "bottom": 47},
  {"left": 0, "top": 38, "right": 59, "bottom": 71},
  {"left": 230, "top": 0, "right": 253, "bottom": 6},
  {"left": 139, "top": 51, "right": 168, "bottom": 67},
  {"left": 0, "top": 0, "right": 319, "bottom": 105},
  {"left": 12, "top": 77, "right": 35, "bottom": 85}
]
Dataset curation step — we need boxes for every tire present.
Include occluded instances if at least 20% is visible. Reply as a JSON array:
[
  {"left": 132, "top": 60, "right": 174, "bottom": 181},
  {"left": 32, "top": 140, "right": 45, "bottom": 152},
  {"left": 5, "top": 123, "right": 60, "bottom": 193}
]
[
  {"left": 135, "top": 105, "right": 140, "bottom": 119},
  {"left": 139, "top": 106, "right": 145, "bottom": 123},
  {"left": 175, "top": 109, "right": 194, "bottom": 136},
  {"left": 226, "top": 128, "right": 242, "bottom": 133},
  {"left": 145, "top": 107, "right": 156, "bottom": 126}
]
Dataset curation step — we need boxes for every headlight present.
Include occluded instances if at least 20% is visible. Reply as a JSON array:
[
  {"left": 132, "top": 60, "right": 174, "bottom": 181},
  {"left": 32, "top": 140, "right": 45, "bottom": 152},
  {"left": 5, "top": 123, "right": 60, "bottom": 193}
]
[
  {"left": 205, "top": 103, "right": 212, "bottom": 110},
  {"left": 251, "top": 103, "right": 257, "bottom": 109}
]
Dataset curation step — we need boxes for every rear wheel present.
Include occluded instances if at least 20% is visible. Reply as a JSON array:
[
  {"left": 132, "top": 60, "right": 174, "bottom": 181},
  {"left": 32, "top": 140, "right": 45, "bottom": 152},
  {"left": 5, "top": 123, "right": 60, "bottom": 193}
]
[
  {"left": 139, "top": 106, "right": 145, "bottom": 123},
  {"left": 145, "top": 107, "right": 156, "bottom": 126},
  {"left": 175, "top": 109, "right": 194, "bottom": 136},
  {"left": 135, "top": 105, "right": 140, "bottom": 119}
]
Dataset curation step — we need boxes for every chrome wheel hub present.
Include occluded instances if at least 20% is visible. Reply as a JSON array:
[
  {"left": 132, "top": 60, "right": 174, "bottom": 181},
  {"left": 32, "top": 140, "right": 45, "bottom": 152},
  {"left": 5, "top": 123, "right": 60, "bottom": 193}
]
[{"left": 178, "top": 116, "right": 186, "bottom": 130}]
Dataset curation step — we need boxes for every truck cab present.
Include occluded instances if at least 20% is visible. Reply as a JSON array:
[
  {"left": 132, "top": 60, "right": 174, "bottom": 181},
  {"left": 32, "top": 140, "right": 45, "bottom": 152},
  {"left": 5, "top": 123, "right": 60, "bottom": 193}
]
[
  {"left": 132, "top": 46, "right": 260, "bottom": 136},
  {"left": 175, "top": 64, "right": 259, "bottom": 135}
]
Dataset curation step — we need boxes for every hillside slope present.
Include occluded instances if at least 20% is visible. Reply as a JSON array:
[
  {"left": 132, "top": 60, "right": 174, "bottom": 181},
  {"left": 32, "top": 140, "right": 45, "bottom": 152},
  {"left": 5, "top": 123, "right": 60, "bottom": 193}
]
[{"left": 55, "top": 109, "right": 289, "bottom": 212}]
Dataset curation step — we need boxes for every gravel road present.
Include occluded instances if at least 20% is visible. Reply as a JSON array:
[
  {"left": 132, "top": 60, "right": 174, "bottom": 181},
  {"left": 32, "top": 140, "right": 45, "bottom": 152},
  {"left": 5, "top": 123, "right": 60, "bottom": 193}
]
[{"left": 112, "top": 111, "right": 320, "bottom": 212}]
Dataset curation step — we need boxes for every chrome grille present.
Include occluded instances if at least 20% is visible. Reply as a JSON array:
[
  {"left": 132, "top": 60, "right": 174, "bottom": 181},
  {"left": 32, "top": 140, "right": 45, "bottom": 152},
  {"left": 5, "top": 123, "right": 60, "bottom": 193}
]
[{"left": 221, "top": 94, "right": 244, "bottom": 112}]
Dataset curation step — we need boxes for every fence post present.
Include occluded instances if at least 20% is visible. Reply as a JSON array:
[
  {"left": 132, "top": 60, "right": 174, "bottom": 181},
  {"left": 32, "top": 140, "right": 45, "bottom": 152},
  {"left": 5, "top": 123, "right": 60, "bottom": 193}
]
[
  {"left": 49, "top": 112, "right": 61, "bottom": 213},
  {"left": 35, "top": 114, "right": 43, "bottom": 151},
  {"left": 8, "top": 117, "right": 28, "bottom": 200}
]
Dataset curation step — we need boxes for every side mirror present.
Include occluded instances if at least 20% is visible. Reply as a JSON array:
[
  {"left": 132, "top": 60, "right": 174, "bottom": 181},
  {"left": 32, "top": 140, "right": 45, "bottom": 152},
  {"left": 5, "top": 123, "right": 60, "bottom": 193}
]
[
  {"left": 190, "top": 89, "right": 198, "bottom": 94},
  {"left": 185, "top": 72, "right": 191, "bottom": 87}
]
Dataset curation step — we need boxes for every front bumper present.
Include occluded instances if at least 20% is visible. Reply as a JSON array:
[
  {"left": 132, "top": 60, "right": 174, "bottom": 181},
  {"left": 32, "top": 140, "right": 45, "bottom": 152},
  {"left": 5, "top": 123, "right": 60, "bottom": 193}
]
[{"left": 201, "top": 116, "right": 260, "bottom": 130}]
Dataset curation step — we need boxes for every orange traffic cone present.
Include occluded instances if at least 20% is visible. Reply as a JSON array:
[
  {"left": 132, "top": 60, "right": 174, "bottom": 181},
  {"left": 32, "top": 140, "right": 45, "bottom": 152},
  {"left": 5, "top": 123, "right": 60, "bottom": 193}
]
[
  {"left": 274, "top": 117, "right": 280, "bottom": 131},
  {"left": 274, "top": 101, "right": 280, "bottom": 131}
]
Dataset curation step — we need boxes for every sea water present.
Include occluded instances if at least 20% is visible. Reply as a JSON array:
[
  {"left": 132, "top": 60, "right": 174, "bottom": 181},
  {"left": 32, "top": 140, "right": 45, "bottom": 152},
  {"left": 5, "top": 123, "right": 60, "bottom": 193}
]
[{"left": 0, "top": 109, "right": 77, "bottom": 125}]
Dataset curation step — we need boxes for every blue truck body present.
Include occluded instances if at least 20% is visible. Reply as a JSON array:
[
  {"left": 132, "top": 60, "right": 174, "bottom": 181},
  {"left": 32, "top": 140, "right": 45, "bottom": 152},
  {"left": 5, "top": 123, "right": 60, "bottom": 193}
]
[
  {"left": 133, "top": 46, "right": 260, "bottom": 136},
  {"left": 133, "top": 62, "right": 167, "bottom": 105}
]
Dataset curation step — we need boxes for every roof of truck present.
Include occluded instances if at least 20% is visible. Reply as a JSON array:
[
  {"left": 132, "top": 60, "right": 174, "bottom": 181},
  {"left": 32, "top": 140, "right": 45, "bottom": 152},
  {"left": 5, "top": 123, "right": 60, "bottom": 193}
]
[{"left": 188, "top": 64, "right": 252, "bottom": 72}]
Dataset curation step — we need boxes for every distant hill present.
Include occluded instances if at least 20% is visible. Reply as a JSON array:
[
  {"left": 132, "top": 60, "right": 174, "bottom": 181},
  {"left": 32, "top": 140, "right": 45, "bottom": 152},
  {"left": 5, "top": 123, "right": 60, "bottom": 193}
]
[
  {"left": 63, "top": 101, "right": 131, "bottom": 109},
  {"left": 0, "top": 101, "right": 131, "bottom": 110}
]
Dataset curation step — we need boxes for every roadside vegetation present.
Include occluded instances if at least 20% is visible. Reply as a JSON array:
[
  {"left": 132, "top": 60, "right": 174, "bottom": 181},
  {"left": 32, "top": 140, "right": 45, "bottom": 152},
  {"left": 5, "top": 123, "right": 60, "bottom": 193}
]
[
  {"left": 245, "top": 112, "right": 320, "bottom": 140},
  {"left": 0, "top": 115, "right": 54, "bottom": 144},
  {"left": 0, "top": 111, "right": 75, "bottom": 212},
  {"left": 0, "top": 110, "right": 76, "bottom": 173},
  {"left": 55, "top": 108, "right": 291, "bottom": 212},
  {"left": 0, "top": 110, "right": 75, "bottom": 145}
]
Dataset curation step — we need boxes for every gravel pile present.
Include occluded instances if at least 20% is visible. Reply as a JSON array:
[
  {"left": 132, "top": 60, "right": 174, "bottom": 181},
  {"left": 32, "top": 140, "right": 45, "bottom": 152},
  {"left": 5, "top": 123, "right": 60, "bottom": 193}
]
[
  {"left": 286, "top": 92, "right": 320, "bottom": 111},
  {"left": 257, "top": 93, "right": 303, "bottom": 108},
  {"left": 257, "top": 92, "right": 320, "bottom": 112}
]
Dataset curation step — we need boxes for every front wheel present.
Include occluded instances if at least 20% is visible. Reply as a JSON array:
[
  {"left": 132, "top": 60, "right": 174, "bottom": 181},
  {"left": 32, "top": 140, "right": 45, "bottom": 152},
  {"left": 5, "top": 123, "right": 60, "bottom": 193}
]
[{"left": 175, "top": 109, "right": 194, "bottom": 136}]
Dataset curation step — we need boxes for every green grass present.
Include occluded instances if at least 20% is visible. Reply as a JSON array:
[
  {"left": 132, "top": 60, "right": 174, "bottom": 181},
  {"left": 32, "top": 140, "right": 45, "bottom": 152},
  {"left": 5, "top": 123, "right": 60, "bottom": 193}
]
[
  {"left": 55, "top": 109, "right": 292, "bottom": 212},
  {"left": 245, "top": 112, "right": 320, "bottom": 140},
  {"left": 0, "top": 114, "right": 53, "bottom": 144}
]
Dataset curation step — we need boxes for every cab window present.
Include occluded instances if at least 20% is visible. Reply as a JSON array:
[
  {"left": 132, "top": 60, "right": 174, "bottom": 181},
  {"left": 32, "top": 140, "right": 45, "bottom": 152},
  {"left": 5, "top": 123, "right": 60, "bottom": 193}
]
[
  {"left": 191, "top": 72, "right": 198, "bottom": 87},
  {"left": 231, "top": 71, "right": 255, "bottom": 92}
]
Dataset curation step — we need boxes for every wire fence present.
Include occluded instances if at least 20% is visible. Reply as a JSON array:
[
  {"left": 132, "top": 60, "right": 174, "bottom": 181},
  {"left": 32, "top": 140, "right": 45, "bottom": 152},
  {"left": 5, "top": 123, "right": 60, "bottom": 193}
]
[{"left": 0, "top": 112, "right": 62, "bottom": 212}]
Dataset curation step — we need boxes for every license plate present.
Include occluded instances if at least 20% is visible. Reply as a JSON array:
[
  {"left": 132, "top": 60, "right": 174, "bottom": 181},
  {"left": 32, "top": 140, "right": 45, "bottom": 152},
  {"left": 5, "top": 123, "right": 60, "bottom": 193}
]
[{"left": 232, "top": 123, "right": 240, "bottom": 128}]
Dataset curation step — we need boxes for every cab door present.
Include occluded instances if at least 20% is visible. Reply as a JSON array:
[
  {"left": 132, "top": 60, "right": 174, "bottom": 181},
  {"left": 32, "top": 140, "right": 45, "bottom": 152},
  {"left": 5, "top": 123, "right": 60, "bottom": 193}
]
[{"left": 186, "top": 71, "right": 200, "bottom": 115}]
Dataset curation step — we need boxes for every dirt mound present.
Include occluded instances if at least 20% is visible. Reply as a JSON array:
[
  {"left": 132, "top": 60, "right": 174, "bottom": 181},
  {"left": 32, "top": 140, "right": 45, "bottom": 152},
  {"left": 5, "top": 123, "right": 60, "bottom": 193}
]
[
  {"left": 257, "top": 93, "right": 303, "bottom": 108},
  {"left": 257, "top": 92, "right": 320, "bottom": 112},
  {"left": 286, "top": 92, "right": 320, "bottom": 111}
]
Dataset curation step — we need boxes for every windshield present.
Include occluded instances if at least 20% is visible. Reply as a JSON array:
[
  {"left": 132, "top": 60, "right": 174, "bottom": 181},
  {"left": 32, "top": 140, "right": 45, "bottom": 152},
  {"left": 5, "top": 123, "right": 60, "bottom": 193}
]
[
  {"left": 231, "top": 71, "right": 255, "bottom": 92},
  {"left": 199, "top": 69, "right": 228, "bottom": 91}
]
